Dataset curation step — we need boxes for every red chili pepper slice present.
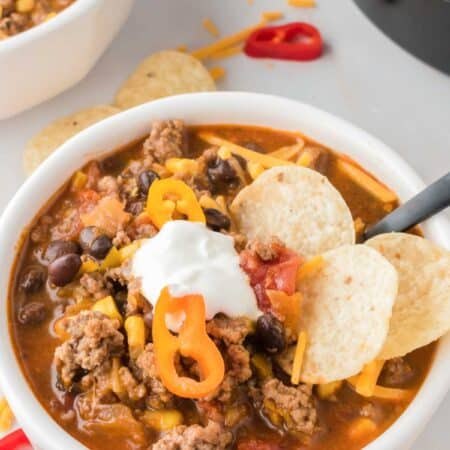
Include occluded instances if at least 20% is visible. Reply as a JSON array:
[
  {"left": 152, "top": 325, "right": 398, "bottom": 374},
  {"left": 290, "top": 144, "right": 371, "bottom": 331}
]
[
  {"left": 244, "top": 22, "right": 323, "bottom": 61},
  {"left": 0, "top": 429, "right": 32, "bottom": 450}
]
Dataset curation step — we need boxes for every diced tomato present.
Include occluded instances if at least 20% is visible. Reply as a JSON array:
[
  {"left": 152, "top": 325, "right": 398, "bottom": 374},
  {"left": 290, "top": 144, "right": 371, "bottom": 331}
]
[
  {"left": 75, "top": 189, "right": 101, "bottom": 214},
  {"left": 237, "top": 439, "right": 281, "bottom": 450},
  {"left": 240, "top": 244, "right": 302, "bottom": 311}
]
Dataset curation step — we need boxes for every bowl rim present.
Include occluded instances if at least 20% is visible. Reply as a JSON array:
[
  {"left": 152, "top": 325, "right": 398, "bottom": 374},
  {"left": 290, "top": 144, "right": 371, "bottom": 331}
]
[
  {"left": 0, "top": 92, "right": 448, "bottom": 450},
  {"left": 0, "top": 0, "right": 96, "bottom": 51}
]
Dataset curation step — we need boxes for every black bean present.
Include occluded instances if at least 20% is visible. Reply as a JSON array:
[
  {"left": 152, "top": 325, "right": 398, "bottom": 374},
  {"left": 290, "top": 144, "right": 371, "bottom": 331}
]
[
  {"left": 207, "top": 158, "right": 238, "bottom": 184},
  {"left": 45, "top": 240, "right": 81, "bottom": 263},
  {"left": 79, "top": 226, "right": 99, "bottom": 252},
  {"left": 203, "top": 208, "right": 231, "bottom": 231},
  {"left": 48, "top": 253, "right": 81, "bottom": 287},
  {"left": 18, "top": 302, "right": 47, "bottom": 325},
  {"left": 256, "top": 313, "right": 286, "bottom": 354},
  {"left": 138, "top": 170, "right": 160, "bottom": 196},
  {"left": 89, "top": 235, "right": 113, "bottom": 260},
  {"left": 20, "top": 267, "right": 46, "bottom": 293}
]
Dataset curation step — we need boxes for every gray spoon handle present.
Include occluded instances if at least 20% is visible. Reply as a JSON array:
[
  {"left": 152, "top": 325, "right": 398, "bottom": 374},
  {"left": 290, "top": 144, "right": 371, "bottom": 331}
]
[{"left": 364, "top": 171, "right": 450, "bottom": 240}]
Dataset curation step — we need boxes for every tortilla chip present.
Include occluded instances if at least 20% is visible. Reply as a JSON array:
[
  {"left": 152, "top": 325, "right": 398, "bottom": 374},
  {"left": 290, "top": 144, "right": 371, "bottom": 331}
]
[
  {"left": 366, "top": 232, "right": 450, "bottom": 359},
  {"left": 230, "top": 166, "right": 355, "bottom": 258},
  {"left": 298, "top": 245, "right": 398, "bottom": 383},
  {"left": 114, "top": 51, "right": 216, "bottom": 109},
  {"left": 23, "top": 105, "right": 120, "bottom": 175}
]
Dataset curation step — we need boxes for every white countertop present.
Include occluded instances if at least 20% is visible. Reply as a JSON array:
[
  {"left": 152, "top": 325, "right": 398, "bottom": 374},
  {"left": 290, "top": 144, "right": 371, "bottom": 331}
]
[{"left": 0, "top": 0, "right": 448, "bottom": 447}]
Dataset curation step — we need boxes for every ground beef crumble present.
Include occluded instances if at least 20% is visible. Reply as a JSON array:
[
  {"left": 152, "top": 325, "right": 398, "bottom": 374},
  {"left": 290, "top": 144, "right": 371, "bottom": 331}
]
[
  {"left": 152, "top": 421, "right": 232, "bottom": 450},
  {"left": 380, "top": 357, "right": 414, "bottom": 387},
  {"left": 143, "top": 120, "right": 187, "bottom": 164},
  {"left": 54, "top": 311, "right": 124, "bottom": 385},
  {"left": 257, "top": 378, "right": 317, "bottom": 435},
  {"left": 246, "top": 237, "right": 285, "bottom": 262},
  {"left": 134, "top": 343, "right": 175, "bottom": 409}
]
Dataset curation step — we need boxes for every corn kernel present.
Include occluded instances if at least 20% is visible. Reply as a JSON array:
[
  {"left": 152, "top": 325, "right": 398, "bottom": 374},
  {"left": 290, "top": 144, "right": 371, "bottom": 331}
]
[
  {"left": 348, "top": 417, "right": 377, "bottom": 440},
  {"left": 118, "top": 241, "right": 141, "bottom": 262},
  {"left": 124, "top": 315, "right": 146, "bottom": 352},
  {"left": 100, "top": 247, "right": 121, "bottom": 270},
  {"left": 247, "top": 161, "right": 265, "bottom": 179},
  {"left": 16, "top": 0, "right": 35, "bottom": 13},
  {"left": 218, "top": 146, "right": 231, "bottom": 160},
  {"left": 92, "top": 296, "right": 123, "bottom": 324},
  {"left": 317, "top": 380, "right": 343, "bottom": 399},
  {"left": 79, "top": 258, "right": 100, "bottom": 274},
  {"left": 141, "top": 410, "right": 183, "bottom": 431},
  {"left": 199, "top": 194, "right": 219, "bottom": 210},
  {"left": 251, "top": 353, "right": 273, "bottom": 379},
  {"left": 53, "top": 317, "right": 70, "bottom": 340},
  {"left": 165, "top": 158, "right": 198, "bottom": 176}
]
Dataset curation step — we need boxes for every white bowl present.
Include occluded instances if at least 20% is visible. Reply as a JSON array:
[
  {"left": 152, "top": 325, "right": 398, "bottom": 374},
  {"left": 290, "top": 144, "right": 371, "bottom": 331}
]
[
  {"left": 0, "top": 92, "right": 448, "bottom": 450},
  {"left": 0, "top": 0, "right": 134, "bottom": 120}
]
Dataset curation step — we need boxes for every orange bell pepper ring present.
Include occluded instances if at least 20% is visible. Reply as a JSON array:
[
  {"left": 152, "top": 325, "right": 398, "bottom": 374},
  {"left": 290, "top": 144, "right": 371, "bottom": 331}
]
[
  {"left": 146, "top": 179, "right": 206, "bottom": 229},
  {"left": 152, "top": 287, "right": 225, "bottom": 398}
]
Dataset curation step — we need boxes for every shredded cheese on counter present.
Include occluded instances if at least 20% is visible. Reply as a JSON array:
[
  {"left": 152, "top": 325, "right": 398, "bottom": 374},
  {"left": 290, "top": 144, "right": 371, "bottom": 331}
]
[
  {"left": 261, "top": 11, "right": 284, "bottom": 21},
  {"left": 209, "top": 66, "right": 226, "bottom": 81},
  {"left": 202, "top": 18, "right": 220, "bottom": 38},
  {"left": 191, "top": 21, "right": 266, "bottom": 60},
  {"left": 288, "top": 0, "right": 316, "bottom": 7},
  {"left": 210, "top": 45, "right": 243, "bottom": 60}
]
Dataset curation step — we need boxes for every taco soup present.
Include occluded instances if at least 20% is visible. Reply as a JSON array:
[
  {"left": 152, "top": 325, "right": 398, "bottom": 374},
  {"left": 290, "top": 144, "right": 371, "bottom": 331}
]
[{"left": 9, "top": 121, "right": 450, "bottom": 450}]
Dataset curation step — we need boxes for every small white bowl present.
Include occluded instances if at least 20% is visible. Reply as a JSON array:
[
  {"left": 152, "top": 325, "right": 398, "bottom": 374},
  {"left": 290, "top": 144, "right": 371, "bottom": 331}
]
[
  {"left": 0, "top": 0, "right": 134, "bottom": 120},
  {"left": 0, "top": 92, "right": 448, "bottom": 450}
]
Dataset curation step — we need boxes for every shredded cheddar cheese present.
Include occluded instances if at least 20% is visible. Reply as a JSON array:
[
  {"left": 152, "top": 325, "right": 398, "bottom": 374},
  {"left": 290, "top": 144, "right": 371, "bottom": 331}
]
[
  {"left": 247, "top": 161, "right": 265, "bottom": 179},
  {"left": 209, "top": 66, "right": 226, "bottom": 81},
  {"left": 297, "top": 151, "right": 313, "bottom": 167},
  {"left": 336, "top": 159, "right": 397, "bottom": 203},
  {"left": 269, "top": 142, "right": 304, "bottom": 160},
  {"left": 198, "top": 132, "right": 295, "bottom": 168},
  {"left": 347, "top": 375, "right": 412, "bottom": 401},
  {"left": 354, "top": 217, "right": 365, "bottom": 234},
  {"left": 291, "top": 331, "right": 307, "bottom": 385},
  {"left": 215, "top": 195, "right": 229, "bottom": 215},
  {"left": 176, "top": 45, "right": 188, "bottom": 52},
  {"left": 0, "top": 397, "right": 14, "bottom": 432},
  {"left": 261, "top": 11, "right": 284, "bottom": 22},
  {"left": 297, "top": 255, "right": 324, "bottom": 282},
  {"left": 287, "top": 0, "right": 316, "bottom": 7},
  {"left": 191, "top": 21, "right": 267, "bottom": 60},
  {"left": 202, "top": 17, "right": 220, "bottom": 38},
  {"left": 210, "top": 45, "right": 242, "bottom": 60},
  {"left": 372, "top": 385, "right": 412, "bottom": 401},
  {"left": 355, "top": 360, "right": 385, "bottom": 397}
]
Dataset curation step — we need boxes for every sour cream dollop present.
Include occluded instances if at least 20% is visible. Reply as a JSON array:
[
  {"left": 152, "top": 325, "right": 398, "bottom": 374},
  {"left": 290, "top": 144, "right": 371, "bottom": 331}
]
[{"left": 132, "top": 220, "right": 259, "bottom": 330}]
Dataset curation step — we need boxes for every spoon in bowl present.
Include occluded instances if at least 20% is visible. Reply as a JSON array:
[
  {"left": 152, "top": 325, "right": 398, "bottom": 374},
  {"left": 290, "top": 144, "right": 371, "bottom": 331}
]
[{"left": 364, "top": 171, "right": 450, "bottom": 240}]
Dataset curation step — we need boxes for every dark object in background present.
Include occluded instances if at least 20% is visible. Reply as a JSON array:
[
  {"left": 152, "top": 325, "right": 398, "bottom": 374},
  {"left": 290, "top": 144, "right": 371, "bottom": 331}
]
[{"left": 354, "top": 0, "right": 450, "bottom": 75}]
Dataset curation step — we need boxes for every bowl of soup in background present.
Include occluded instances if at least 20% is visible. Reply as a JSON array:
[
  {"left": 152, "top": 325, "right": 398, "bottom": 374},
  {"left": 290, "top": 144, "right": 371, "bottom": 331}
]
[
  {"left": 0, "top": 0, "right": 134, "bottom": 120},
  {"left": 0, "top": 92, "right": 448, "bottom": 449}
]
